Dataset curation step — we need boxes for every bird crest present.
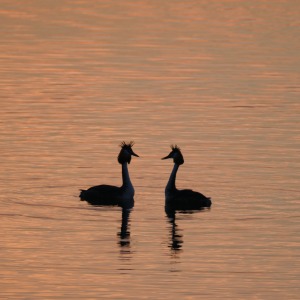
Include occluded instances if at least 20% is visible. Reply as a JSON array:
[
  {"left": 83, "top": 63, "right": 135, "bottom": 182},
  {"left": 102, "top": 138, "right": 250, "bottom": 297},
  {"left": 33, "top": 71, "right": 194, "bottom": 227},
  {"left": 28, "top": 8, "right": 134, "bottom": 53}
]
[
  {"left": 120, "top": 141, "right": 135, "bottom": 148},
  {"left": 171, "top": 144, "right": 181, "bottom": 152}
]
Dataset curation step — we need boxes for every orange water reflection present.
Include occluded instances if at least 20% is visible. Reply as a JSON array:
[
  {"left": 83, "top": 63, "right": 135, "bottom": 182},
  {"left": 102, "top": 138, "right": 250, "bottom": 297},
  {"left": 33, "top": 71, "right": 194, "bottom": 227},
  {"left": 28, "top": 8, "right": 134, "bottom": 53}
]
[{"left": 1, "top": 0, "right": 299, "bottom": 299}]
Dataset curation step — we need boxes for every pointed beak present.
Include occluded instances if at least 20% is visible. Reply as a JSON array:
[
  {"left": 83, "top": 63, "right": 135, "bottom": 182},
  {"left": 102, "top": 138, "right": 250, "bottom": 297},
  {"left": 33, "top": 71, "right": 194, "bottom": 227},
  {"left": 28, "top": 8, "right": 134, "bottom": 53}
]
[
  {"left": 161, "top": 153, "right": 172, "bottom": 160},
  {"left": 131, "top": 151, "right": 139, "bottom": 157}
]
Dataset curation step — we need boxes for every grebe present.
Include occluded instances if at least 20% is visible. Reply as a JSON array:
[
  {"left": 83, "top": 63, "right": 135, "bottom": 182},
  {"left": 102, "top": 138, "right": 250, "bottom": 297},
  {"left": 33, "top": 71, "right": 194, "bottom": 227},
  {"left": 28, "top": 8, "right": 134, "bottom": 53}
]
[
  {"left": 80, "top": 141, "right": 139, "bottom": 207},
  {"left": 162, "top": 145, "right": 211, "bottom": 209}
]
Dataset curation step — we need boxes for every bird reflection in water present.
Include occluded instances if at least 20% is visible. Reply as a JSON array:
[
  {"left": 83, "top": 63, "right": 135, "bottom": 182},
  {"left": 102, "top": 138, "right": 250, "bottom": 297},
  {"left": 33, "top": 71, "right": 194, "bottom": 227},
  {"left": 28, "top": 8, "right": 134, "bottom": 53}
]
[
  {"left": 165, "top": 204, "right": 209, "bottom": 254},
  {"left": 82, "top": 197, "right": 134, "bottom": 255},
  {"left": 118, "top": 206, "right": 132, "bottom": 250},
  {"left": 165, "top": 206, "right": 183, "bottom": 252}
]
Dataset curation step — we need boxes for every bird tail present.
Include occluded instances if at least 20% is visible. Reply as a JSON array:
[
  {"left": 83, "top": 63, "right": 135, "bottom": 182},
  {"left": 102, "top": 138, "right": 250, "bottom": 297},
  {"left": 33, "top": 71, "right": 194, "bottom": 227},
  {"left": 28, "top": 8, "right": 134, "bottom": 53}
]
[{"left": 79, "top": 189, "right": 86, "bottom": 201}]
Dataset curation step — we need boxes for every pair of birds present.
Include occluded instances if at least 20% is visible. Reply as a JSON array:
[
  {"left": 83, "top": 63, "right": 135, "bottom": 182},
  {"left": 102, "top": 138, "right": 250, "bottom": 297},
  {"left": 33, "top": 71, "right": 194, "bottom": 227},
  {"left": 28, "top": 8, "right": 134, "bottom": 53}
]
[{"left": 80, "top": 141, "right": 212, "bottom": 210}]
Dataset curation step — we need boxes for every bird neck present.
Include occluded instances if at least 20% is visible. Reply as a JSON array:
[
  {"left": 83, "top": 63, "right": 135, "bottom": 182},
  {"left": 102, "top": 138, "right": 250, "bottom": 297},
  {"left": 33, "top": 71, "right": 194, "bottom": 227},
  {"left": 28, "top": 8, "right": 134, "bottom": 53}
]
[
  {"left": 121, "top": 163, "right": 134, "bottom": 191},
  {"left": 166, "top": 163, "right": 179, "bottom": 193}
]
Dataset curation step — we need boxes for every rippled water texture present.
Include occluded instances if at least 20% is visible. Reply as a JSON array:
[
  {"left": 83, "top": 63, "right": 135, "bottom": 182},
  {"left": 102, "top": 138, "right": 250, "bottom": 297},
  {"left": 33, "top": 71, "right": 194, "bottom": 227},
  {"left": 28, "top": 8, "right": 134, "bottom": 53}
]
[{"left": 1, "top": 1, "right": 299, "bottom": 299}]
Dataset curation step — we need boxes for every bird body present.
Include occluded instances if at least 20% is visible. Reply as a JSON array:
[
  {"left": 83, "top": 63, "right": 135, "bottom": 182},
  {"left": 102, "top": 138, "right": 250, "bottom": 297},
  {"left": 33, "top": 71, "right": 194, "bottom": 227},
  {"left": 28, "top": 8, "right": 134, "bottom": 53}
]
[
  {"left": 80, "top": 185, "right": 123, "bottom": 206},
  {"left": 162, "top": 145, "right": 211, "bottom": 210},
  {"left": 80, "top": 141, "right": 138, "bottom": 207}
]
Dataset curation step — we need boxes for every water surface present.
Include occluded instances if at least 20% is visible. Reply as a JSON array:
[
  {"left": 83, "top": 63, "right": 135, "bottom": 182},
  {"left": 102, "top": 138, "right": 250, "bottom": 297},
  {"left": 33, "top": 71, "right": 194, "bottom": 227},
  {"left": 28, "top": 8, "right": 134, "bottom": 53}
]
[{"left": 1, "top": 1, "right": 299, "bottom": 299}]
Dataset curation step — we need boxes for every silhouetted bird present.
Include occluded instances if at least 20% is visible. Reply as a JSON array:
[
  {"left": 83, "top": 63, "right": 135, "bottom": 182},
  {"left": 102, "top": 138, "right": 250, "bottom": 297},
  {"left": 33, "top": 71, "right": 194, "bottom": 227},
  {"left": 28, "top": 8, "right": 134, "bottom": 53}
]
[
  {"left": 80, "top": 141, "right": 139, "bottom": 207},
  {"left": 162, "top": 145, "right": 211, "bottom": 210}
]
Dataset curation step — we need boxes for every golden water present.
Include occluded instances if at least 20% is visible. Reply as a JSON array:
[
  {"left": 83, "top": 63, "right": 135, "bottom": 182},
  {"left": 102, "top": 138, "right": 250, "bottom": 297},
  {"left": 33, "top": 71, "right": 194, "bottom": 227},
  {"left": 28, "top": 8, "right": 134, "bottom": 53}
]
[{"left": 1, "top": 1, "right": 299, "bottom": 299}]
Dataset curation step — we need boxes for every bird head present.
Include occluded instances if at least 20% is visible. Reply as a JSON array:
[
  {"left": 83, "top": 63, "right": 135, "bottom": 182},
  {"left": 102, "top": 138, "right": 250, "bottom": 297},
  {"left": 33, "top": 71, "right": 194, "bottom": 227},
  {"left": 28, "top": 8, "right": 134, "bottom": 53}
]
[
  {"left": 161, "top": 144, "right": 184, "bottom": 165},
  {"left": 118, "top": 141, "right": 139, "bottom": 164}
]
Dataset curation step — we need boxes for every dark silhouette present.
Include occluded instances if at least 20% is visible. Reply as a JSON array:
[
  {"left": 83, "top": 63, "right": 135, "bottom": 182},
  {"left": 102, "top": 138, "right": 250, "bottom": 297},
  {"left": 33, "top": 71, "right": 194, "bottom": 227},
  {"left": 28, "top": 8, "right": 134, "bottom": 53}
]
[
  {"left": 165, "top": 205, "right": 207, "bottom": 253},
  {"left": 162, "top": 145, "right": 211, "bottom": 210},
  {"left": 80, "top": 141, "right": 139, "bottom": 206},
  {"left": 118, "top": 206, "right": 132, "bottom": 248},
  {"left": 165, "top": 206, "right": 183, "bottom": 252}
]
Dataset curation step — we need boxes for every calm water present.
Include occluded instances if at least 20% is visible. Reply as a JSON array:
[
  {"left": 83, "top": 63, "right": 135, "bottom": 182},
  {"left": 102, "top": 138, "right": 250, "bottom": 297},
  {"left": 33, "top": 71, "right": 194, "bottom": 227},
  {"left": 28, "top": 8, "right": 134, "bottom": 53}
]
[{"left": 1, "top": 0, "right": 299, "bottom": 299}]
